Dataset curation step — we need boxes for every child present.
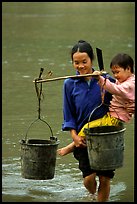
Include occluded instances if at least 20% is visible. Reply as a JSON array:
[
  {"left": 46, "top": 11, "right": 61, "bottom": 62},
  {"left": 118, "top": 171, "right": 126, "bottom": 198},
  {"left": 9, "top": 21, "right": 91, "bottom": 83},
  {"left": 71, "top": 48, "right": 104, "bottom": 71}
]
[{"left": 58, "top": 53, "right": 135, "bottom": 156}]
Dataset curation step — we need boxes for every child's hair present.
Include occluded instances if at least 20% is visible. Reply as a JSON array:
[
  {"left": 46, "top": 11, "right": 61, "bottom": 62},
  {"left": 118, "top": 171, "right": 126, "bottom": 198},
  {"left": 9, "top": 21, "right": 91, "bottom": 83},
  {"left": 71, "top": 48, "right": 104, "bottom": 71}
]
[
  {"left": 71, "top": 40, "right": 95, "bottom": 62},
  {"left": 110, "top": 53, "right": 134, "bottom": 73}
]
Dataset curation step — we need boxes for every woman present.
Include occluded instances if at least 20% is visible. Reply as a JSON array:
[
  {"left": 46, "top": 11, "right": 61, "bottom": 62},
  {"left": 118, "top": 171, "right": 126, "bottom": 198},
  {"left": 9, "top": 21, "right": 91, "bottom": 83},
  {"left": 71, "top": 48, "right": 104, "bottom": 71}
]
[
  {"left": 60, "top": 40, "right": 116, "bottom": 202},
  {"left": 59, "top": 53, "right": 135, "bottom": 155}
]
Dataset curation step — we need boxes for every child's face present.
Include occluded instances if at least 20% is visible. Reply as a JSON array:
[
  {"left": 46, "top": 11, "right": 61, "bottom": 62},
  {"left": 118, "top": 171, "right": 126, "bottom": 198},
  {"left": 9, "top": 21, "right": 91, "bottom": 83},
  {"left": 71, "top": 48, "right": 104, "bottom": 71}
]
[
  {"left": 111, "top": 65, "right": 132, "bottom": 83},
  {"left": 72, "top": 52, "right": 92, "bottom": 75}
]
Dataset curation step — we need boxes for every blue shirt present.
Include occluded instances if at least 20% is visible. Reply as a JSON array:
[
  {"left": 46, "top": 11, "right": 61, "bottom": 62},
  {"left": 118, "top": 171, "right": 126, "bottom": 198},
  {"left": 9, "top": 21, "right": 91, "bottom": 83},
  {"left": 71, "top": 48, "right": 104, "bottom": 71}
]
[{"left": 62, "top": 73, "right": 115, "bottom": 133}]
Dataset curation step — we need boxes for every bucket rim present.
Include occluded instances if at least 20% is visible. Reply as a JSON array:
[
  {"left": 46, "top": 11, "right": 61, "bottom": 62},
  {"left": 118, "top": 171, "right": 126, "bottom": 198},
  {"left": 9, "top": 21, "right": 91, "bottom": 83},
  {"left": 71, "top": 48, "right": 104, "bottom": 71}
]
[
  {"left": 85, "top": 127, "right": 126, "bottom": 136},
  {"left": 19, "top": 139, "right": 60, "bottom": 146}
]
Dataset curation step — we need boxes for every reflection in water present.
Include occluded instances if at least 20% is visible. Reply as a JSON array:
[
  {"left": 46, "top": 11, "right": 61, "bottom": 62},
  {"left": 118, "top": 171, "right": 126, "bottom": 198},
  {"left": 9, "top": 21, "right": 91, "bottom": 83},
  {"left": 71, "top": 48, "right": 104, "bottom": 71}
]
[{"left": 2, "top": 156, "right": 126, "bottom": 202}]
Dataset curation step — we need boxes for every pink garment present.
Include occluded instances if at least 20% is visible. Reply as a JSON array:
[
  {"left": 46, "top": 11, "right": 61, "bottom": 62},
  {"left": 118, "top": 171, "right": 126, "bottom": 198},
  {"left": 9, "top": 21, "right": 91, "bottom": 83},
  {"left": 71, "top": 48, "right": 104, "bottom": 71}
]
[{"left": 98, "top": 74, "right": 135, "bottom": 122}]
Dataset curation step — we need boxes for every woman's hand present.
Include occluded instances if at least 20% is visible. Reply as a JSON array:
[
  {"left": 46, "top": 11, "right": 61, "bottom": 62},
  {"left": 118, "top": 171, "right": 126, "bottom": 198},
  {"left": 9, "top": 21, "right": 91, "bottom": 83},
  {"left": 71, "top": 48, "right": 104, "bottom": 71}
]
[
  {"left": 74, "top": 135, "right": 87, "bottom": 148},
  {"left": 92, "top": 70, "right": 101, "bottom": 80},
  {"left": 70, "top": 129, "right": 87, "bottom": 148}
]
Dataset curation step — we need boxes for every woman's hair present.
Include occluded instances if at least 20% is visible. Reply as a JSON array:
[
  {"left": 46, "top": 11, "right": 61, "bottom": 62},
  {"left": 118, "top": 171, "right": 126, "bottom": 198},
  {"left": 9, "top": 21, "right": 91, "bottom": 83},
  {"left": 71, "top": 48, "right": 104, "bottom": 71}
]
[
  {"left": 71, "top": 40, "right": 95, "bottom": 62},
  {"left": 110, "top": 53, "right": 134, "bottom": 73}
]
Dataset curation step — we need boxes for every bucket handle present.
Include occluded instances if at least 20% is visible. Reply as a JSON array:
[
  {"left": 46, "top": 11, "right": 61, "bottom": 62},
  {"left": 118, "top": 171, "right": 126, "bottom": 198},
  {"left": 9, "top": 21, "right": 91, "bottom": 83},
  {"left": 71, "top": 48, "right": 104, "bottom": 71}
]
[
  {"left": 24, "top": 68, "right": 57, "bottom": 142},
  {"left": 24, "top": 118, "right": 56, "bottom": 142},
  {"left": 87, "top": 102, "right": 124, "bottom": 130},
  {"left": 88, "top": 103, "right": 103, "bottom": 128}
]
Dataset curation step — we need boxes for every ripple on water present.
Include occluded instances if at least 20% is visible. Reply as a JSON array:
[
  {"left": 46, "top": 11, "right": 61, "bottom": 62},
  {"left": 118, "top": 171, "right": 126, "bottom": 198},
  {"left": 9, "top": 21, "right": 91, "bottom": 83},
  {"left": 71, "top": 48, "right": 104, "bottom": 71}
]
[{"left": 2, "top": 157, "right": 127, "bottom": 202}]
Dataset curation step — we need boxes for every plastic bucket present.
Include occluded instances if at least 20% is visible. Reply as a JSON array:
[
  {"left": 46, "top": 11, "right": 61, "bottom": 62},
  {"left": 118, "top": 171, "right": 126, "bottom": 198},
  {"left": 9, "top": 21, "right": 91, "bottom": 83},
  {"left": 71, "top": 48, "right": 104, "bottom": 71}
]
[
  {"left": 20, "top": 138, "right": 59, "bottom": 180},
  {"left": 84, "top": 125, "right": 126, "bottom": 170}
]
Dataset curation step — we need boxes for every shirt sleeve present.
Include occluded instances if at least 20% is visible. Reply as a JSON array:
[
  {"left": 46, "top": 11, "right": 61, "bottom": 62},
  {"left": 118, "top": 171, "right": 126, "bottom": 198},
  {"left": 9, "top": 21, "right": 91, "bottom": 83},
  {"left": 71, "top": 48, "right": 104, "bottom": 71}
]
[{"left": 62, "top": 79, "right": 77, "bottom": 131}]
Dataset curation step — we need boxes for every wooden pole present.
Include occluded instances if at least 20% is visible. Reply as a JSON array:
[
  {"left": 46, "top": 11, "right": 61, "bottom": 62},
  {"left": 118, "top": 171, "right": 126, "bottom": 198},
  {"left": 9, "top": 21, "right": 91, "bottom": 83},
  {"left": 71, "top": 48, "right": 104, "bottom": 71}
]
[{"left": 33, "top": 71, "right": 107, "bottom": 83}]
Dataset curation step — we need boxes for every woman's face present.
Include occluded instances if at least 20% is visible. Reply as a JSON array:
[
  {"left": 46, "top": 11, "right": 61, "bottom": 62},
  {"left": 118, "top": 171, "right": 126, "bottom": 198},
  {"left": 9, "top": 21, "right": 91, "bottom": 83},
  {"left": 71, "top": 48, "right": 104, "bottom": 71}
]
[{"left": 72, "top": 52, "right": 93, "bottom": 75}]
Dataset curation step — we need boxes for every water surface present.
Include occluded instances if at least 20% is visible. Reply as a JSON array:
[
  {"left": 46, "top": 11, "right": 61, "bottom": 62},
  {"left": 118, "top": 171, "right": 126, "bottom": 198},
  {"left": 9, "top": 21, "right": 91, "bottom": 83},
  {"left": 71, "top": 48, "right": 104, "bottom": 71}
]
[{"left": 2, "top": 2, "right": 135, "bottom": 202}]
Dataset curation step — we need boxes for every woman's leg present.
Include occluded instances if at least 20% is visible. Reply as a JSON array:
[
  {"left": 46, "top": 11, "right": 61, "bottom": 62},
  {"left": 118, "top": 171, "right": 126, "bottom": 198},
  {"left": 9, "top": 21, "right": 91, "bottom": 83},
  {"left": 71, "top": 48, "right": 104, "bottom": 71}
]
[
  {"left": 83, "top": 173, "right": 97, "bottom": 194},
  {"left": 97, "top": 176, "right": 110, "bottom": 202}
]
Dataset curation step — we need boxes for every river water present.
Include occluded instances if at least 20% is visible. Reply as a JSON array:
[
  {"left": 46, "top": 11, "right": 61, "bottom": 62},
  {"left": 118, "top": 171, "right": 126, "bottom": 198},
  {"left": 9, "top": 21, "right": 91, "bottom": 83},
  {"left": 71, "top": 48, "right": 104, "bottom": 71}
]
[{"left": 2, "top": 2, "right": 135, "bottom": 202}]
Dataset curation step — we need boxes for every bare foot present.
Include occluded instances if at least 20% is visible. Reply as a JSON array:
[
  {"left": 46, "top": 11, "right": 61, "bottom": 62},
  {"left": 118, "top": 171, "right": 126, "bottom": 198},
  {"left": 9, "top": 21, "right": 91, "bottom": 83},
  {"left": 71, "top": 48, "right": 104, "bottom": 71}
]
[
  {"left": 57, "top": 147, "right": 69, "bottom": 156},
  {"left": 57, "top": 142, "right": 74, "bottom": 156}
]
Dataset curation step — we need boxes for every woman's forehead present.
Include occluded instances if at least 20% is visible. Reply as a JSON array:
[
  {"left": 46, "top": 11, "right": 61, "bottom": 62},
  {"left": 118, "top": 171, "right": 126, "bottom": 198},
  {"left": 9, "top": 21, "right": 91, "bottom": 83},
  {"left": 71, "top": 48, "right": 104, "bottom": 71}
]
[{"left": 73, "top": 52, "right": 89, "bottom": 60}]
